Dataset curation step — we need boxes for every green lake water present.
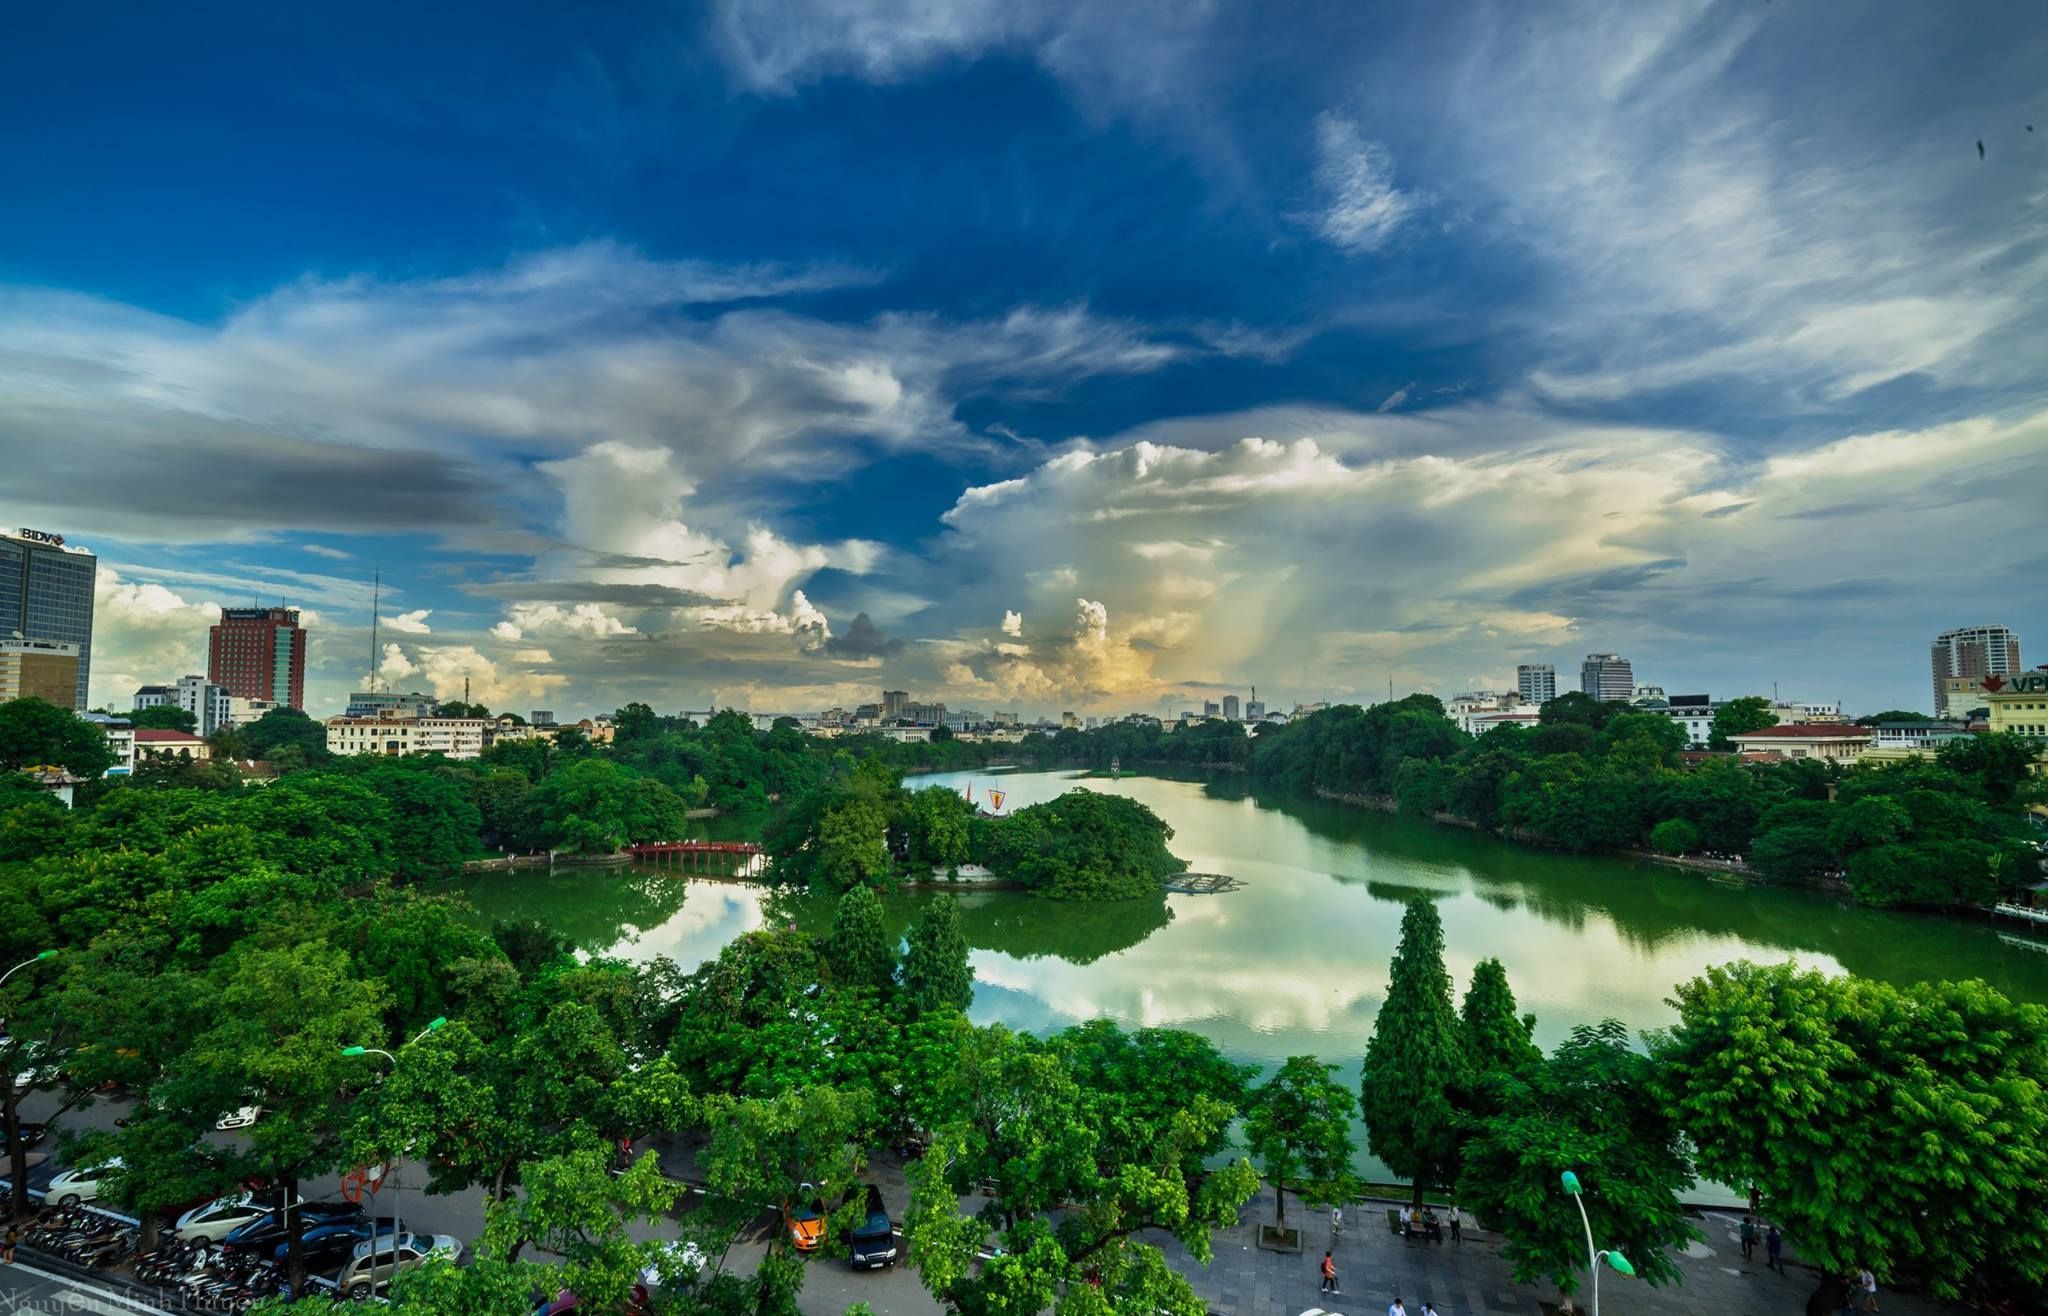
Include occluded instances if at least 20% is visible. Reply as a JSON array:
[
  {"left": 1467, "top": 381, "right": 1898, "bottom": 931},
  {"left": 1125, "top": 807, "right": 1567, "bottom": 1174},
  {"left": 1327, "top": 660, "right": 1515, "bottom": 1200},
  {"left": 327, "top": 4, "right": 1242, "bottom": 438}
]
[{"left": 458, "top": 769, "right": 2048, "bottom": 1188}]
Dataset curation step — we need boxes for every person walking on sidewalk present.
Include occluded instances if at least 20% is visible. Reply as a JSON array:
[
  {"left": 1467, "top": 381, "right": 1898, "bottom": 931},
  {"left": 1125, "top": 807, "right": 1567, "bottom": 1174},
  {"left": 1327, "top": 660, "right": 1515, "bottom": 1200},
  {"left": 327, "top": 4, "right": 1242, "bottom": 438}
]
[
  {"left": 3, "top": 1223, "right": 16, "bottom": 1265},
  {"left": 1449, "top": 1204, "right": 1462, "bottom": 1244},
  {"left": 1389, "top": 1295, "right": 1409, "bottom": 1316},
  {"left": 1766, "top": 1224, "right": 1785, "bottom": 1275},
  {"left": 1857, "top": 1266, "right": 1878, "bottom": 1312},
  {"left": 1321, "top": 1250, "right": 1339, "bottom": 1295},
  {"left": 1740, "top": 1215, "right": 1757, "bottom": 1261}
]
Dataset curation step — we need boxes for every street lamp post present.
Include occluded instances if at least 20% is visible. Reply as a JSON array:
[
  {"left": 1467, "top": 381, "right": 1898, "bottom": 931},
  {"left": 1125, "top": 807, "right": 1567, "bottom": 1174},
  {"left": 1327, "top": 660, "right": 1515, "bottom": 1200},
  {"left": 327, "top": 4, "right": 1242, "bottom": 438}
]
[
  {"left": 1561, "top": 1170, "right": 1636, "bottom": 1316},
  {"left": 342, "top": 1017, "right": 447, "bottom": 1289},
  {"left": 0, "top": 949, "right": 59, "bottom": 991}
]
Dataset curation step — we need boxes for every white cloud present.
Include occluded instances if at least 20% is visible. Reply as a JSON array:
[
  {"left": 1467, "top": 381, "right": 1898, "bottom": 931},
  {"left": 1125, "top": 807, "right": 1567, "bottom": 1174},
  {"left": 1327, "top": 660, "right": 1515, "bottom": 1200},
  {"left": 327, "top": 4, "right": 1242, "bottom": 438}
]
[
  {"left": 1001, "top": 609, "right": 1023, "bottom": 637},
  {"left": 379, "top": 643, "right": 569, "bottom": 707},
  {"left": 498, "top": 602, "right": 637, "bottom": 640},
  {"left": 86, "top": 567, "right": 219, "bottom": 707},
  {"left": 382, "top": 609, "right": 433, "bottom": 634},
  {"left": 377, "top": 642, "right": 419, "bottom": 685},
  {"left": 1303, "top": 112, "right": 1421, "bottom": 254},
  {"left": 302, "top": 544, "right": 352, "bottom": 560}
]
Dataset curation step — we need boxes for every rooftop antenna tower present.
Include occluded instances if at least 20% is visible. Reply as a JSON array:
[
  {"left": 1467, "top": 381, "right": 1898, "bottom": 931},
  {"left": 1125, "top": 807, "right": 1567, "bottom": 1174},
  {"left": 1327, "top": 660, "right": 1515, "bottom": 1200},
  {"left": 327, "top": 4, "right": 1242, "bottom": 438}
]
[{"left": 368, "top": 567, "right": 380, "bottom": 693}]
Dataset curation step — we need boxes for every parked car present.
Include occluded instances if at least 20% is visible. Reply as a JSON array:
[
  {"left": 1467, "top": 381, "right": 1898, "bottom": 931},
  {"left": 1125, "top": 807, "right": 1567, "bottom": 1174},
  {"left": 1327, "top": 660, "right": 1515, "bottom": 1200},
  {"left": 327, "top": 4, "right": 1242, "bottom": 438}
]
[
  {"left": 47, "top": 1158, "right": 122, "bottom": 1206},
  {"left": 216, "top": 1104, "right": 264, "bottom": 1131},
  {"left": 334, "top": 1230, "right": 460, "bottom": 1300},
  {"left": 847, "top": 1184, "right": 898, "bottom": 1270},
  {"left": 271, "top": 1219, "right": 397, "bottom": 1273},
  {"left": 638, "top": 1240, "right": 705, "bottom": 1292},
  {"left": 220, "top": 1200, "right": 367, "bottom": 1253},
  {"left": 534, "top": 1284, "right": 654, "bottom": 1315},
  {"left": 0, "top": 1121, "right": 47, "bottom": 1152},
  {"left": 176, "top": 1188, "right": 303, "bottom": 1242},
  {"left": 787, "top": 1183, "right": 825, "bottom": 1253}
]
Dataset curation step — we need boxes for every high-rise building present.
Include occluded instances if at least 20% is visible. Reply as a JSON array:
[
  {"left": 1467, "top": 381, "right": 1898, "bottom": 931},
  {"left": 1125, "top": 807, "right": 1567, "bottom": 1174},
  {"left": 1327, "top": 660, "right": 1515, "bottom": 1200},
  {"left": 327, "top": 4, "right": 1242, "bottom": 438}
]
[
  {"left": 1222, "top": 694, "right": 1241, "bottom": 721},
  {"left": 0, "top": 639, "right": 80, "bottom": 705},
  {"left": 882, "top": 689, "right": 910, "bottom": 721},
  {"left": 137, "top": 675, "right": 229, "bottom": 737},
  {"left": 1203, "top": 699, "right": 1220, "bottom": 718},
  {"left": 1931, "top": 625, "right": 2021, "bottom": 716},
  {"left": 1245, "top": 685, "right": 1266, "bottom": 722},
  {"left": 208, "top": 607, "right": 306, "bottom": 708},
  {"left": 1580, "top": 654, "right": 1634, "bottom": 702},
  {"left": 1516, "top": 663, "right": 1558, "bottom": 706},
  {"left": 0, "top": 527, "right": 96, "bottom": 710}
]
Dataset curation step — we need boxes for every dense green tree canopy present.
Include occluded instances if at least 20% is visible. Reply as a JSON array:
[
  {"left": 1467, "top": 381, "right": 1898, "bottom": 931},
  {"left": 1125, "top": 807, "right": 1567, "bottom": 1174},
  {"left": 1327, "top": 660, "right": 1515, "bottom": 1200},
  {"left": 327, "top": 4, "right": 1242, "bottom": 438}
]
[
  {"left": 902, "top": 894, "right": 973, "bottom": 1015},
  {"left": 0, "top": 696, "right": 114, "bottom": 777},
  {"left": 1244, "top": 1055, "right": 1356, "bottom": 1225},
  {"left": 1655, "top": 961, "right": 2048, "bottom": 1300}
]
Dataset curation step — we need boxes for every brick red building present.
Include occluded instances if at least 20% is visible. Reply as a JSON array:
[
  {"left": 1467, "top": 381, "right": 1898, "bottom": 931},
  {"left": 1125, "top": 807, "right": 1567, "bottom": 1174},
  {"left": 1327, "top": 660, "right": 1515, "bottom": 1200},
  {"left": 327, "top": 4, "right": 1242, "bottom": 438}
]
[{"left": 208, "top": 607, "right": 306, "bottom": 708}]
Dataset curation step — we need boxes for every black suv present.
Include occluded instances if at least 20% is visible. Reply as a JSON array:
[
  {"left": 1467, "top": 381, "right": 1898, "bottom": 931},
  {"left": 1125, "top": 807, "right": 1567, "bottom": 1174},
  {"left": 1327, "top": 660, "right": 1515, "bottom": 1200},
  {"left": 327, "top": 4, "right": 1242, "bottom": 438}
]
[{"left": 847, "top": 1184, "right": 898, "bottom": 1270}]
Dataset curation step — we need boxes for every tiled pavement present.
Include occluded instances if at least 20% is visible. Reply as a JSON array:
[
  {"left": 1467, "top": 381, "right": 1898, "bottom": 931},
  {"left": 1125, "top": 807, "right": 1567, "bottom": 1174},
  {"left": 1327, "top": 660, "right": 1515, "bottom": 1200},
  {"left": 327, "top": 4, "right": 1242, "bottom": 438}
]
[{"left": 1156, "top": 1187, "right": 1961, "bottom": 1316}]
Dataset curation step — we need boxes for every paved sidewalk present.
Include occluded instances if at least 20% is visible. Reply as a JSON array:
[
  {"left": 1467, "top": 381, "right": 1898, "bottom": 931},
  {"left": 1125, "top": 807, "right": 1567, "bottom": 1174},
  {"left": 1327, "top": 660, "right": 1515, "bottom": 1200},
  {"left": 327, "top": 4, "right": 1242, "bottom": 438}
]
[{"left": 1162, "top": 1188, "right": 1960, "bottom": 1316}]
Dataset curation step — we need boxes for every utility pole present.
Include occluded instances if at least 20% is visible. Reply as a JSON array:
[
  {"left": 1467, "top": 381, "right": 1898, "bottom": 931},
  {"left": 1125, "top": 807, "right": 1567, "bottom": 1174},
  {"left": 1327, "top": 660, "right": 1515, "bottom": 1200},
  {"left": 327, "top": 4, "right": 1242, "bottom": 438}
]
[{"left": 368, "top": 567, "right": 381, "bottom": 693}]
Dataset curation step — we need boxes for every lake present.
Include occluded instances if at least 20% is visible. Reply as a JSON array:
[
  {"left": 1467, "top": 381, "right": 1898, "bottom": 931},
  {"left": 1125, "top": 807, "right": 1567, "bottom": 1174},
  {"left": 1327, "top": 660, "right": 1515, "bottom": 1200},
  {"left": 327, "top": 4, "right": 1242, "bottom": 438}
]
[{"left": 458, "top": 769, "right": 2048, "bottom": 1188}]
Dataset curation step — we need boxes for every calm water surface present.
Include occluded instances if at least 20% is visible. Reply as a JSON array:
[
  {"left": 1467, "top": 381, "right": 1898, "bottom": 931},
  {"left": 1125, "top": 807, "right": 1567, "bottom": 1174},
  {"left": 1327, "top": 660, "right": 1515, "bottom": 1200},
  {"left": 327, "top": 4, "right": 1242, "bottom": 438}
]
[{"left": 460, "top": 770, "right": 2048, "bottom": 1185}]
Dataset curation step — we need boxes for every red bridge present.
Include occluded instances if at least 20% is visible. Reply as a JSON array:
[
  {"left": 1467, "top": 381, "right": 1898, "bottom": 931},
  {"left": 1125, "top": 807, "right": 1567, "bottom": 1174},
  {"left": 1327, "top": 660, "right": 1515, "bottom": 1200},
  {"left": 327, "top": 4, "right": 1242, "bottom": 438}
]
[{"left": 630, "top": 840, "right": 766, "bottom": 874}]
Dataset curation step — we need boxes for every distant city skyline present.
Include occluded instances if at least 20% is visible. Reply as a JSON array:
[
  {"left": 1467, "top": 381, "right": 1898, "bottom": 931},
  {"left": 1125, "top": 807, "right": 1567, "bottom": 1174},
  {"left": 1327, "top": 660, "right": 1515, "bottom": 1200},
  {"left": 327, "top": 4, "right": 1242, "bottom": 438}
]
[{"left": 2, "top": 4, "right": 2043, "bottom": 718}]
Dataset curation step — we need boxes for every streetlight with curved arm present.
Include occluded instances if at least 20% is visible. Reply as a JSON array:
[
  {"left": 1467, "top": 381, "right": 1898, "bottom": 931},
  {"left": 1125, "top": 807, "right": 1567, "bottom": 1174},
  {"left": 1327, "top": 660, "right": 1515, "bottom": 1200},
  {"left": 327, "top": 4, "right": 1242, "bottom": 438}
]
[
  {"left": 1561, "top": 1170, "right": 1636, "bottom": 1316},
  {"left": 341, "top": 1017, "right": 448, "bottom": 1290},
  {"left": 0, "top": 950, "right": 58, "bottom": 991}
]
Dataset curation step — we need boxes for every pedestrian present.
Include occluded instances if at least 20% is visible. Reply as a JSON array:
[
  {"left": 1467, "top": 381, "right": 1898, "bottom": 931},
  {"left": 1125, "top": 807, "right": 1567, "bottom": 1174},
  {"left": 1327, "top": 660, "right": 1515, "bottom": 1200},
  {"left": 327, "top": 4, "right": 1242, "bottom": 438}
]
[
  {"left": 2, "top": 1222, "right": 14, "bottom": 1265},
  {"left": 1423, "top": 1304, "right": 1441, "bottom": 1316},
  {"left": 1332, "top": 1204, "right": 1344, "bottom": 1239},
  {"left": 1399, "top": 1204, "right": 1413, "bottom": 1239},
  {"left": 1321, "top": 1250, "right": 1339, "bottom": 1295},
  {"left": 1740, "top": 1214, "right": 1756, "bottom": 1261},
  {"left": 1858, "top": 1266, "right": 1878, "bottom": 1313},
  {"left": 1390, "top": 1296, "right": 1408, "bottom": 1316},
  {"left": 1766, "top": 1224, "right": 1785, "bottom": 1275},
  {"left": 1449, "top": 1203, "right": 1462, "bottom": 1244}
]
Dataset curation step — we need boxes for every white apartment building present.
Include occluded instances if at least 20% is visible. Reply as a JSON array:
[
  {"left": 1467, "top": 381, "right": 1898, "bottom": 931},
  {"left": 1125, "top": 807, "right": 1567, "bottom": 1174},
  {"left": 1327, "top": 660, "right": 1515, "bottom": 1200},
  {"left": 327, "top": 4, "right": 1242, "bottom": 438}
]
[
  {"left": 1445, "top": 690, "right": 1532, "bottom": 736},
  {"left": 1516, "top": 664, "right": 1557, "bottom": 705},
  {"left": 80, "top": 712, "right": 135, "bottom": 776},
  {"left": 1770, "top": 700, "right": 1844, "bottom": 724}
]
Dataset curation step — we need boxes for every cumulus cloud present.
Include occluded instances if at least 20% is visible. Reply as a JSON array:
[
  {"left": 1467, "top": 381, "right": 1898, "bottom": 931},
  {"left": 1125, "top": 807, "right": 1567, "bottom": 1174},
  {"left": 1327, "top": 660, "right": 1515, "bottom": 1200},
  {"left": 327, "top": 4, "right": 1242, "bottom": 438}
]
[
  {"left": 381, "top": 609, "right": 433, "bottom": 634},
  {"left": 1302, "top": 113, "right": 1421, "bottom": 253},
  {"left": 379, "top": 643, "right": 569, "bottom": 707},
  {"left": 1001, "top": 610, "right": 1023, "bottom": 637},
  {"left": 86, "top": 568, "right": 219, "bottom": 706},
  {"left": 493, "top": 602, "right": 637, "bottom": 641},
  {"left": 376, "top": 642, "right": 419, "bottom": 686}
]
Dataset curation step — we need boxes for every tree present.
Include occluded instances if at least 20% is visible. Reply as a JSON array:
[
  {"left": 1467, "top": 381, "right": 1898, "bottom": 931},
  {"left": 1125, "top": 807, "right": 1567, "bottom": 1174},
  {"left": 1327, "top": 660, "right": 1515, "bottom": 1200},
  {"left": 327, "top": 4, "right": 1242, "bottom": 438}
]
[
  {"left": 702, "top": 1085, "right": 873, "bottom": 1257},
  {"left": 240, "top": 707, "right": 330, "bottom": 761},
  {"left": 1461, "top": 957, "right": 1540, "bottom": 1079},
  {"left": 1647, "top": 818, "right": 1699, "bottom": 855},
  {"left": 982, "top": 790, "right": 1187, "bottom": 899},
  {"left": 1707, "top": 695, "right": 1776, "bottom": 751},
  {"left": 1458, "top": 1021, "right": 1698, "bottom": 1310},
  {"left": 177, "top": 939, "right": 390, "bottom": 1291},
  {"left": 1056, "top": 1021, "right": 1254, "bottom": 1180},
  {"left": 816, "top": 797, "right": 892, "bottom": 890},
  {"left": 531, "top": 759, "right": 643, "bottom": 854},
  {"left": 1854, "top": 709, "right": 1931, "bottom": 727},
  {"left": 1654, "top": 961, "right": 2048, "bottom": 1302},
  {"left": 1361, "top": 898, "right": 1466, "bottom": 1204},
  {"left": 827, "top": 885, "right": 896, "bottom": 992},
  {"left": 0, "top": 696, "right": 114, "bottom": 777},
  {"left": 126, "top": 703, "right": 199, "bottom": 732},
  {"left": 901, "top": 894, "right": 973, "bottom": 1015},
  {"left": 1243, "top": 1056, "right": 1356, "bottom": 1227}
]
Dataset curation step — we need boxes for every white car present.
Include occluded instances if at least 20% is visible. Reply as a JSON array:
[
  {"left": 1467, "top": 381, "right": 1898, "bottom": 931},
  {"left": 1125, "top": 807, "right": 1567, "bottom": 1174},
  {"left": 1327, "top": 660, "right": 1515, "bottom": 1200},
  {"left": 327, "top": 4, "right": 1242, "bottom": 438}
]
[
  {"left": 334, "top": 1230, "right": 461, "bottom": 1299},
  {"left": 215, "top": 1105, "right": 263, "bottom": 1131},
  {"left": 640, "top": 1240, "right": 706, "bottom": 1290},
  {"left": 47, "top": 1158, "right": 122, "bottom": 1207},
  {"left": 175, "top": 1189, "right": 302, "bottom": 1242}
]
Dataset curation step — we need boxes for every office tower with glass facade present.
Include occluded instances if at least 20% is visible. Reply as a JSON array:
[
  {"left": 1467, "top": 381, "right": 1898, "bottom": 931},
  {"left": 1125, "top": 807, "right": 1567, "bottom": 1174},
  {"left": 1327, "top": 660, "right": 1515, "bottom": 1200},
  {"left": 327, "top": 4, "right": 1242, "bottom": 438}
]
[
  {"left": 1516, "top": 663, "right": 1557, "bottom": 705},
  {"left": 1579, "top": 653, "right": 1634, "bottom": 702},
  {"left": 0, "top": 528, "right": 96, "bottom": 709},
  {"left": 1930, "top": 625, "right": 2020, "bottom": 716}
]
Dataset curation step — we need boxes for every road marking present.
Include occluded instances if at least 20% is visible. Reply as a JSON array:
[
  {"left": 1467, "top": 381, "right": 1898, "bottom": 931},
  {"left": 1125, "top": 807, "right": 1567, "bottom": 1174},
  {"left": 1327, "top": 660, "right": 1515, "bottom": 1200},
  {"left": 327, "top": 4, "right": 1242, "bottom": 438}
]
[{"left": 9, "top": 1262, "right": 164, "bottom": 1314}]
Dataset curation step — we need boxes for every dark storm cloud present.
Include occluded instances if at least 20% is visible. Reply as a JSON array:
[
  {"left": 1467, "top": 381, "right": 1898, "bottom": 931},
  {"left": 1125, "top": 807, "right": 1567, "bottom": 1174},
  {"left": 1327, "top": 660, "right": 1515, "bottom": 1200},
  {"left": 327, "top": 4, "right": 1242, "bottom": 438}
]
[
  {"left": 823, "top": 612, "right": 903, "bottom": 659},
  {"left": 461, "top": 579, "right": 737, "bottom": 608}
]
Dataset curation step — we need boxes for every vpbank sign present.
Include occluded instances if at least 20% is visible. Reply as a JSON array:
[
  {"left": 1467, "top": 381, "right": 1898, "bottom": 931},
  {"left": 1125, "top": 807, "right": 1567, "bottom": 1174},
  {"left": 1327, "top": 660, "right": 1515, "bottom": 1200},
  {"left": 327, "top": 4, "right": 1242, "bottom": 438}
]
[
  {"left": 1981, "top": 672, "right": 2048, "bottom": 695},
  {"left": 16, "top": 527, "right": 64, "bottom": 546}
]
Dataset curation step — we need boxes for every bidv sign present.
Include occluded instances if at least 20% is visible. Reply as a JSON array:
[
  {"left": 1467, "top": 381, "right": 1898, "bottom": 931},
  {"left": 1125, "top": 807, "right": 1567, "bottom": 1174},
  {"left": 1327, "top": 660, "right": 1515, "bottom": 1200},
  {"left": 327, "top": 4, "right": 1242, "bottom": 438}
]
[
  {"left": 16, "top": 528, "right": 64, "bottom": 546},
  {"left": 1982, "top": 672, "right": 2048, "bottom": 695}
]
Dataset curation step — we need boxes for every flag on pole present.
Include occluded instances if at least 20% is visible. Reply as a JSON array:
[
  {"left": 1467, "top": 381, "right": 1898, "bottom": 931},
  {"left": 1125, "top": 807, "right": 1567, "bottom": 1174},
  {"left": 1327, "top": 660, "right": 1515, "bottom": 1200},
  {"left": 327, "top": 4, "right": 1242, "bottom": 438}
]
[{"left": 986, "top": 789, "right": 1006, "bottom": 812}]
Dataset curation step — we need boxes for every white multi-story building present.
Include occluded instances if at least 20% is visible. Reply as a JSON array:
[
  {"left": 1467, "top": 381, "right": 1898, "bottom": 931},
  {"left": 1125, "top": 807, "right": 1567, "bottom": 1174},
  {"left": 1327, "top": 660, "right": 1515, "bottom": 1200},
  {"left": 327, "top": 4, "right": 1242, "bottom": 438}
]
[
  {"left": 1931, "top": 625, "right": 2021, "bottom": 717},
  {"left": 137, "top": 675, "right": 231, "bottom": 736},
  {"left": 1770, "top": 700, "right": 1844, "bottom": 725},
  {"left": 1657, "top": 695, "right": 1718, "bottom": 747},
  {"left": 324, "top": 714, "right": 493, "bottom": 759},
  {"left": 1445, "top": 690, "right": 1532, "bottom": 736},
  {"left": 1516, "top": 664, "right": 1557, "bottom": 706},
  {"left": 80, "top": 712, "right": 135, "bottom": 776},
  {"left": 226, "top": 695, "right": 283, "bottom": 727},
  {"left": 344, "top": 690, "right": 441, "bottom": 719}
]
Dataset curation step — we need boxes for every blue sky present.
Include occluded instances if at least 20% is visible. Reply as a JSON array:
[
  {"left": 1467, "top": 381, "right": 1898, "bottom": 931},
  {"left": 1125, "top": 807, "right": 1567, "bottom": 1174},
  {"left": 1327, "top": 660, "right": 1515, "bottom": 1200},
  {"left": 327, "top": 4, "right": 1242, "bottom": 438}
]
[{"left": 2, "top": 0, "right": 2044, "bottom": 718}]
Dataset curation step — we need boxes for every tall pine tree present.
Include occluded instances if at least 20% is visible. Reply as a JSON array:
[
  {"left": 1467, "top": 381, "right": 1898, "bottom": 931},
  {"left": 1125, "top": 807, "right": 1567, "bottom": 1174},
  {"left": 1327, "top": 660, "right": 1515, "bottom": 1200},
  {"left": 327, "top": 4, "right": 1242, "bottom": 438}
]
[
  {"left": 827, "top": 885, "right": 896, "bottom": 992},
  {"left": 1361, "top": 897, "right": 1465, "bottom": 1204},
  {"left": 902, "top": 895, "right": 973, "bottom": 1015},
  {"left": 1461, "top": 957, "right": 1541, "bottom": 1078}
]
